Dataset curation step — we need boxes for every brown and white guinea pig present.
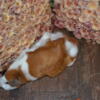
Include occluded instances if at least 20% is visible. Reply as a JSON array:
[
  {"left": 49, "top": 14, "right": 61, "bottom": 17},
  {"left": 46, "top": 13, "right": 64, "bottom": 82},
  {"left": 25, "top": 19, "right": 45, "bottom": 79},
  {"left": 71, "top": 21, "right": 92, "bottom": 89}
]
[{"left": 0, "top": 32, "right": 78, "bottom": 90}]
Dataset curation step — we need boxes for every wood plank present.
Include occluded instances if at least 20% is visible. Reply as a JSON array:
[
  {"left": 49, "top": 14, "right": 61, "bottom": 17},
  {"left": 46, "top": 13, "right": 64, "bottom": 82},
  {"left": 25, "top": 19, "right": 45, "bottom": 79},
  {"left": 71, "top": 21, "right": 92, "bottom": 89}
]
[{"left": 0, "top": 40, "right": 100, "bottom": 100}]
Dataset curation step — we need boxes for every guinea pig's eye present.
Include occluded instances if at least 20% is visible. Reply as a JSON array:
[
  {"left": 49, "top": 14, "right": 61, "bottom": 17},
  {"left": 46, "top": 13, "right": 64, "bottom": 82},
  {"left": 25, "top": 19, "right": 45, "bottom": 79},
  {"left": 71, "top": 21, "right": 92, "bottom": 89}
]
[{"left": 6, "top": 82, "right": 9, "bottom": 84}]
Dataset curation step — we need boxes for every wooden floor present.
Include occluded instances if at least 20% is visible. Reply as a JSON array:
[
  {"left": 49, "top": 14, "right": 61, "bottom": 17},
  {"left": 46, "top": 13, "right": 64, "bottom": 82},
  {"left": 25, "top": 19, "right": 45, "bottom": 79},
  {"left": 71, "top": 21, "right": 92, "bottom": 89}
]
[{"left": 0, "top": 40, "right": 100, "bottom": 100}]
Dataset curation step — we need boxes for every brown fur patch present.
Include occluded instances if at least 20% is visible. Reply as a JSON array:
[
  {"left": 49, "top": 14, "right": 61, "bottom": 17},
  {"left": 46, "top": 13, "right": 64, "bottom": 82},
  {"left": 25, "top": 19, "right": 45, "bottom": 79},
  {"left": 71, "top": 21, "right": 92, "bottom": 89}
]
[
  {"left": 27, "top": 38, "right": 75, "bottom": 78},
  {"left": 5, "top": 68, "right": 28, "bottom": 84}
]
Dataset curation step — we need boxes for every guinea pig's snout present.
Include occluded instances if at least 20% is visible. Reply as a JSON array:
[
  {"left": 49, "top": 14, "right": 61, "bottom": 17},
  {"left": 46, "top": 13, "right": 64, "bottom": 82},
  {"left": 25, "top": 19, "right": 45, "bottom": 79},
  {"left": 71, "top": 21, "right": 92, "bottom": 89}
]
[
  {"left": 8, "top": 79, "right": 22, "bottom": 87},
  {"left": 0, "top": 76, "right": 17, "bottom": 90}
]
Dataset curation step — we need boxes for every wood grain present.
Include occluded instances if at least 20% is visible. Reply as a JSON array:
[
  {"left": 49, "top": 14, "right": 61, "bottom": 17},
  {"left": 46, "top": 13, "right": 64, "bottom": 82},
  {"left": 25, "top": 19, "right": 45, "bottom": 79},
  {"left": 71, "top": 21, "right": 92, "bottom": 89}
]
[{"left": 0, "top": 39, "right": 100, "bottom": 100}]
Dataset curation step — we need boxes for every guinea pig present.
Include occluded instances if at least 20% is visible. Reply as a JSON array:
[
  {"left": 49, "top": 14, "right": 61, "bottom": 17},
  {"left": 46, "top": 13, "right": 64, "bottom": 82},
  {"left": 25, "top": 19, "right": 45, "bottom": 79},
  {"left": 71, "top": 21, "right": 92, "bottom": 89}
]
[{"left": 0, "top": 32, "right": 78, "bottom": 90}]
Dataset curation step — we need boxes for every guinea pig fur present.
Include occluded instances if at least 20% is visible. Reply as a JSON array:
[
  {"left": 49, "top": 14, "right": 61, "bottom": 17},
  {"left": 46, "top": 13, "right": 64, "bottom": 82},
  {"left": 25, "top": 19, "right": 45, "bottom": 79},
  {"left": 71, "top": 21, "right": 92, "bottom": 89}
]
[{"left": 0, "top": 32, "right": 78, "bottom": 90}]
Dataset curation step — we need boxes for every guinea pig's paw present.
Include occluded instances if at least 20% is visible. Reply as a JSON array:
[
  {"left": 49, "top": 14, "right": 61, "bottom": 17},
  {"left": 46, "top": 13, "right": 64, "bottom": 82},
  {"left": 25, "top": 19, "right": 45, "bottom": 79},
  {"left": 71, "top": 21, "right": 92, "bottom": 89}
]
[
  {"left": 67, "top": 59, "right": 76, "bottom": 67},
  {"left": 65, "top": 41, "right": 78, "bottom": 57}
]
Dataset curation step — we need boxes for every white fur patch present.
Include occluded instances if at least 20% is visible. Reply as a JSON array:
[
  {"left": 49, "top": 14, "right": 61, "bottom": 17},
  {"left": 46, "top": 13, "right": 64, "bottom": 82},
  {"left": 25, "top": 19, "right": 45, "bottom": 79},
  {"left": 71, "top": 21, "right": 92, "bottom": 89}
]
[
  {"left": 50, "top": 32, "right": 64, "bottom": 41},
  {"left": 65, "top": 41, "right": 78, "bottom": 57},
  {"left": 20, "top": 54, "right": 37, "bottom": 81}
]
